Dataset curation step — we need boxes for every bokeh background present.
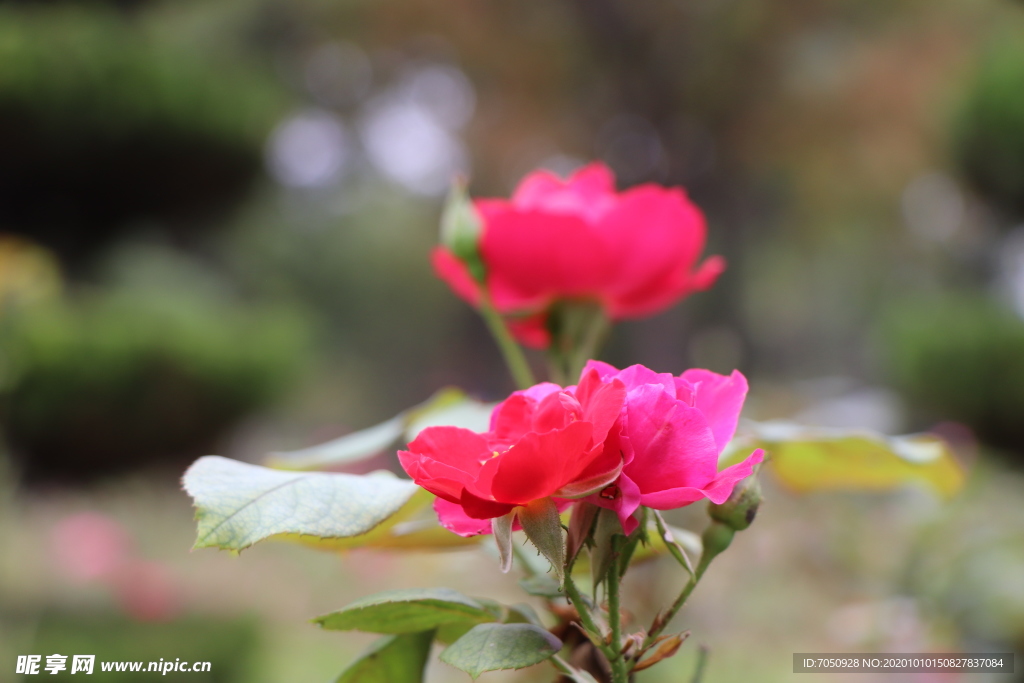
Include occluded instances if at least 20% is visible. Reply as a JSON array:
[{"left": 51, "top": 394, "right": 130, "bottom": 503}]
[{"left": 2, "top": 0, "right": 1024, "bottom": 680}]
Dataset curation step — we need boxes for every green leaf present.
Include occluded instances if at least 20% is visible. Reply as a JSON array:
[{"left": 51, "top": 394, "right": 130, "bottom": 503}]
[
  {"left": 652, "top": 510, "right": 695, "bottom": 577},
  {"left": 184, "top": 456, "right": 420, "bottom": 551},
  {"left": 518, "top": 575, "right": 562, "bottom": 599},
  {"left": 726, "top": 421, "right": 965, "bottom": 498},
  {"left": 315, "top": 588, "right": 496, "bottom": 634},
  {"left": 266, "top": 414, "right": 406, "bottom": 471},
  {"left": 330, "top": 515, "right": 483, "bottom": 551},
  {"left": 335, "top": 630, "right": 434, "bottom": 683},
  {"left": 404, "top": 396, "right": 495, "bottom": 442},
  {"left": 277, "top": 490, "right": 480, "bottom": 552},
  {"left": 249, "top": 494, "right": 491, "bottom": 552},
  {"left": 439, "top": 623, "right": 562, "bottom": 679},
  {"left": 519, "top": 497, "right": 565, "bottom": 585},
  {"left": 505, "top": 603, "right": 545, "bottom": 627},
  {"left": 266, "top": 388, "right": 470, "bottom": 471}
]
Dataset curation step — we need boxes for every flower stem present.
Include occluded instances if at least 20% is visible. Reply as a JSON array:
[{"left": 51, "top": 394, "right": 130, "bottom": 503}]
[
  {"left": 547, "top": 302, "right": 609, "bottom": 385},
  {"left": 607, "top": 536, "right": 629, "bottom": 683},
  {"left": 641, "top": 521, "right": 733, "bottom": 652},
  {"left": 550, "top": 654, "right": 576, "bottom": 677},
  {"left": 546, "top": 348, "right": 569, "bottom": 386},
  {"left": 477, "top": 291, "right": 536, "bottom": 390},
  {"left": 563, "top": 569, "right": 618, "bottom": 666},
  {"left": 567, "top": 310, "right": 609, "bottom": 382}
]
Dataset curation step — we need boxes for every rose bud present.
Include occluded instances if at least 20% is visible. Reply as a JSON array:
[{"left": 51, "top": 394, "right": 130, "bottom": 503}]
[{"left": 708, "top": 472, "right": 762, "bottom": 531}]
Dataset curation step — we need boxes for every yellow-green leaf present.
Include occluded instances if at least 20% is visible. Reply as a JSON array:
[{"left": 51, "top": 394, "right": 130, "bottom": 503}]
[{"left": 726, "top": 421, "right": 965, "bottom": 498}]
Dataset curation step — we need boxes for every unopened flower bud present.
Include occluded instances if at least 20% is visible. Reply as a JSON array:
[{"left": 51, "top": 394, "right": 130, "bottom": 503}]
[
  {"left": 440, "top": 179, "right": 486, "bottom": 283},
  {"left": 708, "top": 474, "right": 762, "bottom": 531}
]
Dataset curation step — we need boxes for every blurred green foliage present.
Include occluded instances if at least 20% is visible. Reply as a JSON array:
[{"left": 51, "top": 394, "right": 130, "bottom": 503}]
[
  {"left": 954, "top": 29, "right": 1024, "bottom": 219},
  {"left": 0, "top": 6, "right": 282, "bottom": 148},
  {"left": 226, "top": 195, "right": 493, "bottom": 424},
  {"left": 882, "top": 294, "right": 1024, "bottom": 453},
  {"left": 0, "top": 247, "right": 312, "bottom": 481},
  {"left": 22, "top": 612, "right": 261, "bottom": 682},
  {"left": 0, "top": 5, "right": 290, "bottom": 262}
]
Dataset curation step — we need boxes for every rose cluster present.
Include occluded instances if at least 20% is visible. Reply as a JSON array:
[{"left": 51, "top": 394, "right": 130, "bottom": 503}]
[{"left": 400, "top": 361, "right": 763, "bottom": 536}]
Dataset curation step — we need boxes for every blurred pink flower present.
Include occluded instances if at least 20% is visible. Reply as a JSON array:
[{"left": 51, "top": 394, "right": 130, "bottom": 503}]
[
  {"left": 432, "top": 162, "right": 724, "bottom": 347},
  {"left": 50, "top": 512, "right": 131, "bottom": 583},
  {"left": 50, "top": 511, "right": 181, "bottom": 622},
  {"left": 113, "top": 560, "right": 181, "bottom": 622}
]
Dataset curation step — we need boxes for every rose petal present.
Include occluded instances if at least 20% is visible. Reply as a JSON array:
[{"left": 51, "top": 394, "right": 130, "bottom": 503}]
[
  {"left": 459, "top": 489, "right": 517, "bottom": 520},
  {"left": 487, "top": 421, "right": 594, "bottom": 504},
  {"left": 587, "top": 474, "right": 642, "bottom": 535},
  {"left": 512, "top": 163, "right": 617, "bottom": 222},
  {"left": 434, "top": 497, "right": 494, "bottom": 537},
  {"left": 482, "top": 210, "right": 612, "bottom": 310},
  {"left": 640, "top": 448, "right": 764, "bottom": 509},
  {"left": 620, "top": 385, "right": 720, "bottom": 495},
  {"left": 678, "top": 369, "right": 748, "bottom": 454},
  {"left": 489, "top": 395, "right": 536, "bottom": 447},
  {"left": 614, "top": 364, "right": 678, "bottom": 396},
  {"left": 532, "top": 391, "right": 583, "bottom": 433},
  {"left": 609, "top": 254, "right": 725, "bottom": 319},
  {"left": 581, "top": 359, "right": 621, "bottom": 382},
  {"left": 506, "top": 313, "right": 551, "bottom": 348},
  {"left": 399, "top": 427, "right": 491, "bottom": 501},
  {"left": 431, "top": 247, "right": 481, "bottom": 307},
  {"left": 574, "top": 370, "right": 627, "bottom": 443}
]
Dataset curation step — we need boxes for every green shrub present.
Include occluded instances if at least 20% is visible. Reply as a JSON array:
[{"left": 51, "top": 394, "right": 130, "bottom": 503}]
[
  {"left": 0, "top": 6, "right": 284, "bottom": 149},
  {"left": 882, "top": 294, "right": 1024, "bottom": 454},
  {"left": 0, "top": 6, "right": 290, "bottom": 258},
  {"left": 953, "top": 31, "right": 1024, "bottom": 219},
  {"left": 0, "top": 278, "right": 311, "bottom": 481}
]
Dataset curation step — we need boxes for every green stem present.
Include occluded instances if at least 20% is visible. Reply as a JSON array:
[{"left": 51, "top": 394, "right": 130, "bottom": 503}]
[
  {"left": 546, "top": 347, "right": 569, "bottom": 386},
  {"left": 567, "top": 312, "right": 609, "bottom": 382},
  {"left": 550, "top": 654, "right": 576, "bottom": 678},
  {"left": 690, "top": 645, "right": 709, "bottom": 683},
  {"left": 478, "top": 292, "right": 536, "bottom": 390},
  {"left": 547, "top": 302, "right": 609, "bottom": 385},
  {"left": 607, "top": 554, "right": 622, "bottom": 659},
  {"left": 638, "top": 528, "right": 729, "bottom": 655},
  {"left": 563, "top": 570, "right": 618, "bottom": 665},
  {"left": 607, "top": 536, "right": 629, "bottom": 683},
  {"left": 642, "top": 573, "right": 698, "bottom": 654}
]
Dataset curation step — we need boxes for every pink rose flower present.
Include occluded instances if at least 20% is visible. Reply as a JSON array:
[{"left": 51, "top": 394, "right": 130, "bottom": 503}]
[
  {"left": 399, "top": 368, "right": 627, "bottom": 536},
  {"left": 403, "top": 361, "right": 762, "bottom": 538},
  {"left": 582, "top": 361, "right": 764, "bottom": 534},
  {"left": 432, "top": 162, "right": 725, "bottom": 347}
]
